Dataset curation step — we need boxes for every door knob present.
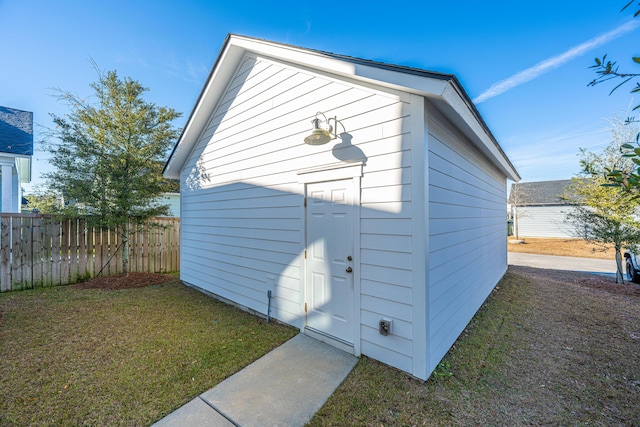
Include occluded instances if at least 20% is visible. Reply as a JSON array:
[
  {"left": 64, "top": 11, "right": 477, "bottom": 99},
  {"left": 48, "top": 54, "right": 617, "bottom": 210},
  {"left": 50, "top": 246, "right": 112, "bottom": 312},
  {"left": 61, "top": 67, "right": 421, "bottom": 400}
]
[{"left": 346, "top": 267, "right": 353, "bottom": 273}]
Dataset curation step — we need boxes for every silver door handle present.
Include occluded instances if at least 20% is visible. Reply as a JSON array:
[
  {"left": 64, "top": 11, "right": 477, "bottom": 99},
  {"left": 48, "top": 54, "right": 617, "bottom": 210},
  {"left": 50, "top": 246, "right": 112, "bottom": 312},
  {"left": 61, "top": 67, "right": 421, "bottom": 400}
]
[{"left": 346, "top": 267, "right": 353, "bottom": 273}]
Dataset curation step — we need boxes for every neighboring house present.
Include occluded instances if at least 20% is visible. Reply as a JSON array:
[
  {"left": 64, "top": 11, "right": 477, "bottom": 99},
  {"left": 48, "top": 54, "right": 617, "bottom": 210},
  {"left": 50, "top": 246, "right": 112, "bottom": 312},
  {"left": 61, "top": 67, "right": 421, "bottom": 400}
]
[
  {"left": 0, "top": 106, "right": 33, "bottom": 213},
  {"left": 164, "top": 34, "right": 520, "bottom": 380},
  {"left": 154, "top": 167, "right": 180, "bottom": 217},
  {"left": 508, "top": 179, "right": 580, "bottom": 238},
  {"left": 158, "top": 192, "right": 180, "bottom": 217}
]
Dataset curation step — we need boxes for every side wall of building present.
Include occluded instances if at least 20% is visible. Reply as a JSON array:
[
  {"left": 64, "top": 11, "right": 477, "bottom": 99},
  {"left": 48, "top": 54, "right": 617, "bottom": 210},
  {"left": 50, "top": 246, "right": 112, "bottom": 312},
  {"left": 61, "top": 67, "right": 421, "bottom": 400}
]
[
  {"left": 514, "top": 205, "right": 579, "bottom": 238},
  {"left": 426, "top": 105, "right": 508, "bottom": 373}
]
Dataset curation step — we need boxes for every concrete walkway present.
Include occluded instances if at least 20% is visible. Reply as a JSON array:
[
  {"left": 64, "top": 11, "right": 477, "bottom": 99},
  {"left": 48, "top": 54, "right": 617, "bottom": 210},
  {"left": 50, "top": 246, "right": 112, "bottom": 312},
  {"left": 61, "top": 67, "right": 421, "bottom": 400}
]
[
  {"left": 152, "top": 334, "right": 358, "bottom": 427},
  {"left": 508, "top": 252, "right": 617, "bottom": 275}
]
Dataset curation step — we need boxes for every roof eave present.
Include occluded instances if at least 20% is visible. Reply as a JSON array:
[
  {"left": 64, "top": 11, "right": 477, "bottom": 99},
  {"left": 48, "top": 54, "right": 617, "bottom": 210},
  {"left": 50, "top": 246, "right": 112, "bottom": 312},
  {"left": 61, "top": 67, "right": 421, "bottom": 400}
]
[{"left": 164, "top": 34, "right": 520, "bottom": 182}]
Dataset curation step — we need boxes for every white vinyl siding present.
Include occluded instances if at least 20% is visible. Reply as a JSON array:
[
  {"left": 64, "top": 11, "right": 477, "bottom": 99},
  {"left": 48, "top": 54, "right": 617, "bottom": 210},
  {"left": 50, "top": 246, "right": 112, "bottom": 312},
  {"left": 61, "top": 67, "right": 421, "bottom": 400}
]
[
  {"left": 180, "top": 51, "right": 414, "bottom": 363},
  {"left": 426, "top": 107, "right": 507, "bottom": 373},
  {"left": 158, "top": 193, "right": 180, "bottom": 217},
  {"left": 515, "top": 205, "right": 579, "bottom": 238},
  {"left": 358, "top": 100, "right": 415, "bottom": 373},
  {"left": 173, "top": 38, "right": 515, "bottom": 381}
]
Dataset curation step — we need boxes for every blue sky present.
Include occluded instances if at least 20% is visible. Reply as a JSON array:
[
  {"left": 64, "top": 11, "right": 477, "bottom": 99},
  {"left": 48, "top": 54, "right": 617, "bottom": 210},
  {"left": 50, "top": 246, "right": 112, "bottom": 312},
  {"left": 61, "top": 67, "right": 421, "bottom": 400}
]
[{"left": 1, "top": 1, "right": 638, "bottom": 190}]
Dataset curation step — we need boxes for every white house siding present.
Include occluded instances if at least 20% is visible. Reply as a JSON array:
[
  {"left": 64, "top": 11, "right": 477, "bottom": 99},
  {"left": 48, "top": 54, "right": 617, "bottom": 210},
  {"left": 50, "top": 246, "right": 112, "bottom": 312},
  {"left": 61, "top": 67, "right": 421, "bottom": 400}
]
[
  {"left": 358, "top": 98, "right": 416, "bottom": 374},
  {"left": 180, "top": 52, "right": 417, "bottom": 369},
  {"left": 0, "top": 158, "right": 21, "bottom": 213},
  {"left": 426, "top": 108, "right": 507, "bottom": 373},
  {"left": 157, "top": 193, "right": 180, "bottom": 217},
  {"left": 516, "top": 205, "right": 579, "bottom": 238}
]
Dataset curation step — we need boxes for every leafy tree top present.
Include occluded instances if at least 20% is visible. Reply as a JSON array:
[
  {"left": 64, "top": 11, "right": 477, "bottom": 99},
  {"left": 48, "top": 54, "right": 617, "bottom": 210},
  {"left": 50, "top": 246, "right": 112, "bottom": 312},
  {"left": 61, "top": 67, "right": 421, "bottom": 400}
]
[{"left": 43, "top": 68, "right": 181, "bottom": 229}]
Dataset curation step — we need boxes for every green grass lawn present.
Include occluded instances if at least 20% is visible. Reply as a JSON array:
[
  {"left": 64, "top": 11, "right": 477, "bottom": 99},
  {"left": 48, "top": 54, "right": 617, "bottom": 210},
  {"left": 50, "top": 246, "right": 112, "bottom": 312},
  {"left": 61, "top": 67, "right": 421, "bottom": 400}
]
[
  {"left": 0, "top": 278, "right": 296, "bottom": 426},
  {"left": 309, "top": 267, "right": 640, "bottom": 426},
  {"left": 3, "top": 268, "right": 639, "bottom": 426}
]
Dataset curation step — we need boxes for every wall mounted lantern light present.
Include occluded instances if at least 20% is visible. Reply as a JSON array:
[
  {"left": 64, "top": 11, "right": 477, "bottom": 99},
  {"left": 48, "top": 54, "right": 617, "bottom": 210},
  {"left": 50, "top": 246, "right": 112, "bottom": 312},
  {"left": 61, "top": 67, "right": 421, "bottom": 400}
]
[{"left": 304, "top": 112, "right": 339, "bottom": 145}]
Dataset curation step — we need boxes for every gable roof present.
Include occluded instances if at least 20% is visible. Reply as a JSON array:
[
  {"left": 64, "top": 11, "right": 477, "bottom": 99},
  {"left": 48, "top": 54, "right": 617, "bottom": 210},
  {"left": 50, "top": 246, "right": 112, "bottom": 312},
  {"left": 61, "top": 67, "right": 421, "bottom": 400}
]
[
  {"left": 508, "top": 179, "right": 575, "bottom": 206},
  {"left": 164, "top": 34, "right": 519, "bottom": 181},
  {"left": 0, "top": 106, "right": 33, "bottom": 156}
]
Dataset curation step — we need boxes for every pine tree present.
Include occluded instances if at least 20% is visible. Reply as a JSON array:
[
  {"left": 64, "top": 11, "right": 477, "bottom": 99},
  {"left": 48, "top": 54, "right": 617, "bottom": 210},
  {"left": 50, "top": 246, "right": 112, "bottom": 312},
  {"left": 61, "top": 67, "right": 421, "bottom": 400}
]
[{"left": 44, "top": 68, "right": 181, "bottom": 274}]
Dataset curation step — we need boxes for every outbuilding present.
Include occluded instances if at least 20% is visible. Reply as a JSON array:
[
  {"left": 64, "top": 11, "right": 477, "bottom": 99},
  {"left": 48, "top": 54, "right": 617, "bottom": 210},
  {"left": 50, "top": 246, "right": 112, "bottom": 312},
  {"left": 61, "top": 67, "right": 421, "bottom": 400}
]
[
  {"left": 164, "top": 34, "right": 520, "bottom": 380},
  {"left": 508, "top": 179, "right": 579, "bottom": 239}
]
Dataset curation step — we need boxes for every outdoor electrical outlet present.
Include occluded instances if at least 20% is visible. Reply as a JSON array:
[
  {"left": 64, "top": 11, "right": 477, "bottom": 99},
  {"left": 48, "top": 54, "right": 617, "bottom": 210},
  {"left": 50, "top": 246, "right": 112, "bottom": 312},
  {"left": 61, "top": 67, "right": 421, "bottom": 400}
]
[{"left": 379, "top": 319, "right": 391, "bottom": 336}]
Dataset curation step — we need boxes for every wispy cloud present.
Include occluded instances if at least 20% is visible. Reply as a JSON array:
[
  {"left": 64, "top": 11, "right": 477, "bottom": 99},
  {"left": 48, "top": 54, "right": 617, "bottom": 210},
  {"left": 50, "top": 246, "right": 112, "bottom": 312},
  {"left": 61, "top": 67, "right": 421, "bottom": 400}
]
[
  {"left": 474, "top": 19, "right": 640, "bottom": 104},
  {"left": 503, "top": 123, "right": 611, "bottom": 181},
  {"left": 162, "top": 51, "right": 211, "bottom": 86}
]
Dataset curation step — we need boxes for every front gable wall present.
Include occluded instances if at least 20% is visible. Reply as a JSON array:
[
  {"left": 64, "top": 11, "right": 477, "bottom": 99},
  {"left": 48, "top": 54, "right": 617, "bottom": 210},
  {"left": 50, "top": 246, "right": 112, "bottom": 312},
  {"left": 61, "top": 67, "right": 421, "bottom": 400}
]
[
  {"left": 179, "top": 53, "right": 420, "bottom": 372},
  {"left": 171, "top": 35, "right": 517, "bottom": 380}
]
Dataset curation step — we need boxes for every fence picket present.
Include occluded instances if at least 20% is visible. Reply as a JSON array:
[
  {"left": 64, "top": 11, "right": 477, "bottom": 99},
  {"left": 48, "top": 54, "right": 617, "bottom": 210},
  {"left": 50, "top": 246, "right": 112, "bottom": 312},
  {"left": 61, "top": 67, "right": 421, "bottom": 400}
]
[
  {"left": 11, "top": 219, "right": 23, "bottom": 289},
  {"left": 69, "top": 219, "right": 78, "bottom": 283},
  {"left": 60, "top": 218, "right": 69, "bottom": 285},
  {"left": 101, "top": 229, "right": 110, "bottom": 276},
  {"left": 115, "top": 227, "right": 123, "bottom": 274},
  {"left": 77, "top": 219, "right": 86, "bottom": 280},
  {"left": 51, "top": 220, "right": 61, "bottom": 287},
  {"left": 142, "top": 225, "right": 149, "bottom": 272},
  {"left": 0, "top": 217, "right": 10, "bottom": 291},
  {"left": 21, "top": 217, "right": 32, "bottom": 289},
  {"left": 42, "top": 217, "right": 53, "bottom": 287},
  {"left": 32, "top": 216, "right": 43, "bottom": 287}
]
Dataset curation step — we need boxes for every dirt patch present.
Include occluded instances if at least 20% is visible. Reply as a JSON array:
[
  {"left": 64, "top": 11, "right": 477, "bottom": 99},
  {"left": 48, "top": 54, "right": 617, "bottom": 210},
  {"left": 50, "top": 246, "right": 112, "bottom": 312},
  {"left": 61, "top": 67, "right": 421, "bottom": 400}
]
[
  {"left": 509, "top": 265, "right": 640, "bottom": 298},
  {"left": 507, "top": 237, "right": 616, "bottom": 259},
  {"left": 311, "top": 265, "right": 640, "bottom": 425},
  {"left": 72, "top": 272, "right": 175, "bottom": 290}
]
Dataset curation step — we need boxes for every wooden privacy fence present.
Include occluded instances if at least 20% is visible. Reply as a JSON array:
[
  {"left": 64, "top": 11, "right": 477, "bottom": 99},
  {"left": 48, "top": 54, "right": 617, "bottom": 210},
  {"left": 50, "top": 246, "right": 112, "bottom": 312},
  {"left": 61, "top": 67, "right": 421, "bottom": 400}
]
[{"left": 0, "top": 214, "right": 180, "bottom": 292}]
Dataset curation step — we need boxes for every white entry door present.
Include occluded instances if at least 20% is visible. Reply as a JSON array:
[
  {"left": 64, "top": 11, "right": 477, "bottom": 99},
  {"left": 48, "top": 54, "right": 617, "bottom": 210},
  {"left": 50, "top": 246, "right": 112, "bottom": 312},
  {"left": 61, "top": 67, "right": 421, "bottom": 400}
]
[{"left": 305, "top": 179, "right": 354, "bottom": 344}]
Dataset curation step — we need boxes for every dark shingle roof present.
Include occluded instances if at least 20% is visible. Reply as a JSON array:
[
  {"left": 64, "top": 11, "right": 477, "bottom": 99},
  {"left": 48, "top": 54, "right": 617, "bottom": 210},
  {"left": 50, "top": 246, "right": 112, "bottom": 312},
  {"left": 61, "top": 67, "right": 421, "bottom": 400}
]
[
  {"left": 508, "top": 179, "right": 575, "bottom": 206},
  {"left": 0, "top": 106, "right": 33, "bottom": 156}
]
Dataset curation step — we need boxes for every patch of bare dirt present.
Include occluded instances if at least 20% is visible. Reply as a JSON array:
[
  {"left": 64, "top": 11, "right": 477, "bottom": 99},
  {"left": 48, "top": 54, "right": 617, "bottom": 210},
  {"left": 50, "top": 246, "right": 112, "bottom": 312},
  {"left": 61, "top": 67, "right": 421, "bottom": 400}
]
[
  {"left": 509, "top": 265, "right": 640, "bottom": 298},
  {"left": 507, "top": 237, "right": 616, "bottom": 259},
  {"left": 73, "top": 272, "right": 175, "bottom": 290}
]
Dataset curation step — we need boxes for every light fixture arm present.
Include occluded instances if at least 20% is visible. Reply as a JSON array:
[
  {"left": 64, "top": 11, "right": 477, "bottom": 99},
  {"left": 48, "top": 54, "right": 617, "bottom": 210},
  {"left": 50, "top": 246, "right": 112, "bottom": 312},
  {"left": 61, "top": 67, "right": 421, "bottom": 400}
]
[{"left": 326, "top": 116, "right": 339, "bottom": 140}]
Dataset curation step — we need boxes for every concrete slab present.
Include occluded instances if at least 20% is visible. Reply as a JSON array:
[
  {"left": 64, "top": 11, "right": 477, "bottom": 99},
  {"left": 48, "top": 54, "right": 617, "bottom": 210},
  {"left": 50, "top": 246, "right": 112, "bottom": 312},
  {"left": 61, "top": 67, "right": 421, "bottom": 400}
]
[
  {"left": 201, "top": 334, "right": 357, "bottom": 427},
  {"left": 151, "top": 397, "right": 235, "bottom": 427}
]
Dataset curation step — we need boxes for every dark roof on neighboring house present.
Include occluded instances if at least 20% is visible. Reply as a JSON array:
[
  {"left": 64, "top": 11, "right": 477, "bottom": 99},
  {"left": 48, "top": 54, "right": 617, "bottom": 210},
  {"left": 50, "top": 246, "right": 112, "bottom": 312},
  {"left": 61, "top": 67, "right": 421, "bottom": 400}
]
[
  {"left": 508, "top": 179, "right": 575, "bottom": 206},
  {"left": 0, "top": 106, "right": 33, "bottom": 156}
]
